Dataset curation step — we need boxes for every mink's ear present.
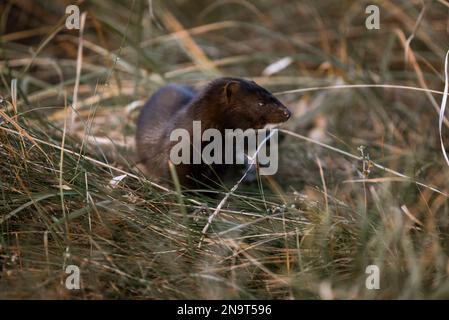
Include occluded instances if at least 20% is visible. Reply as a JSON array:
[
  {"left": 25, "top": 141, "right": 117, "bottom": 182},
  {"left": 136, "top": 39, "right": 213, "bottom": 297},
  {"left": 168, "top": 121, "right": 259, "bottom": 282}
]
[{"left": 224, "top": 81, "right": 240, "bottom": 104}]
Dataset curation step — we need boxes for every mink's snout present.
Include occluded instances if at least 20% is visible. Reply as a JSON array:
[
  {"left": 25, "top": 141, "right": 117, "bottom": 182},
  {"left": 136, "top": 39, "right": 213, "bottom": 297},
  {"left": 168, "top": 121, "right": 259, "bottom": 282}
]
[
  {"left": 271, "top": 104, "right": 291, "bottom": 123},
  {"left": 266, "top": 95, "right": 291, "bottom": 123}
]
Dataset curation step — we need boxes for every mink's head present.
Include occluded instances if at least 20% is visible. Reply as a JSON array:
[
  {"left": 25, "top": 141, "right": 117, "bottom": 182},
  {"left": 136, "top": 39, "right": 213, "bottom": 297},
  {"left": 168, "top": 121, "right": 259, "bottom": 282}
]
[{"left": 211, "top": 77, "right": 291, "bottom": 129}]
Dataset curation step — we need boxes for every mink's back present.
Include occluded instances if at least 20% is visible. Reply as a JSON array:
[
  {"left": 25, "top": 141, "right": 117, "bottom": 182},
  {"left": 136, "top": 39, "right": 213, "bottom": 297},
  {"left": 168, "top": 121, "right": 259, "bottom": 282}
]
[{"left": 136, "top": 84, "right": 196, "bottom": 179}]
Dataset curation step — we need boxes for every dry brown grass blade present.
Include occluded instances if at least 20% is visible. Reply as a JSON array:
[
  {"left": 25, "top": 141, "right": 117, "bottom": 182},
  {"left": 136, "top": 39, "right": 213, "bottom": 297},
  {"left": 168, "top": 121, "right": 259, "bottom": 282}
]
[
  {"left": 140, "top": 20, "right": 237, "bottom": 47},
  {"left": 437, "top": 0, "right": 449, "bottom": 8},
  {"left": 1, "top": 26, "right": 53, "bottom": 42},
  {"left": 69, "top": 12, "right": 87, "bottom": 131},
  {"left": 400, "top": 204, "right": 424, "bottom": 226},
  {"left": 160, "top": 10, "right": 219, "bottom": 76}
]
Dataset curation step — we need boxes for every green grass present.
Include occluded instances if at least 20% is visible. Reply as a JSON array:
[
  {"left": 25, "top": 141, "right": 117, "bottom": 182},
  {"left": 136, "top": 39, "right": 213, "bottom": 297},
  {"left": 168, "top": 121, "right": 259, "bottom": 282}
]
[{"left": 1, "top": 0, "right": 449, "bottom": 299}]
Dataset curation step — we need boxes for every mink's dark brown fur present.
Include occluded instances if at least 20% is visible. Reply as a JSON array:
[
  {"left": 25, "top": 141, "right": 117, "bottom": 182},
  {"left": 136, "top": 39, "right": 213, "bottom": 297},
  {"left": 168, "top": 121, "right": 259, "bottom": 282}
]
[{"left": 136, "top": 77, "right": 291, "bottom": 187}]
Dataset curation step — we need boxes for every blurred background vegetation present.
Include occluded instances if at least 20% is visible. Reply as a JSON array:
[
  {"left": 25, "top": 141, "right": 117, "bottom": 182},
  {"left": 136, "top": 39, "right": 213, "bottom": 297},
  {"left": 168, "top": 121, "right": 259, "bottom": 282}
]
[{"left": 1, "top": 0, "right": 449, "bottom": 299}]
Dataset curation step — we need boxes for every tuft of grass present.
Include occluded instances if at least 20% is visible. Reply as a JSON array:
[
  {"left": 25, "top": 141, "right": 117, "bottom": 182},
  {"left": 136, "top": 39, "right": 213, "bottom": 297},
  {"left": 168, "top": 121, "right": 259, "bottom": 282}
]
[{"left": 1, "top": 0, "right": 449, "bottom": 299}]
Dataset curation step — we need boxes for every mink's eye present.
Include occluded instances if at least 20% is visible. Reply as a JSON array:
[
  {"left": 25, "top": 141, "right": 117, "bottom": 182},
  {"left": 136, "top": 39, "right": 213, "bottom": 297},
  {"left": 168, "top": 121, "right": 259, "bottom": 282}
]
[{"left": 258, "top": 102, "right": 265, "bottom": 107}]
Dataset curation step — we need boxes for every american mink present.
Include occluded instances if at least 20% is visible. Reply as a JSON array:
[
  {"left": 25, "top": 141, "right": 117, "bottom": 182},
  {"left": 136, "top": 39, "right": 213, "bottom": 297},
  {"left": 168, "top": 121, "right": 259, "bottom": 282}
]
[{"left": 136, "top": 77, "right": 291, "bottom": 187}]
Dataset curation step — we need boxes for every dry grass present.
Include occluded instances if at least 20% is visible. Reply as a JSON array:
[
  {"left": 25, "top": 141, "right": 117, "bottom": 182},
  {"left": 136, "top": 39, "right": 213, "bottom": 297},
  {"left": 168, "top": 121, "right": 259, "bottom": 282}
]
[{"left": 1, "top": 0, "right": 449, "bottom": 299}]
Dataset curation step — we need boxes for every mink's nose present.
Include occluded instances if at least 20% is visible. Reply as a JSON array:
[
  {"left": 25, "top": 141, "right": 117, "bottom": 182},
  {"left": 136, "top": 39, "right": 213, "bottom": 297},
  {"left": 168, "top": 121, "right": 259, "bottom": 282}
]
[{"left": 282, "top": 108, "right": 291, "bottom": 120}]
